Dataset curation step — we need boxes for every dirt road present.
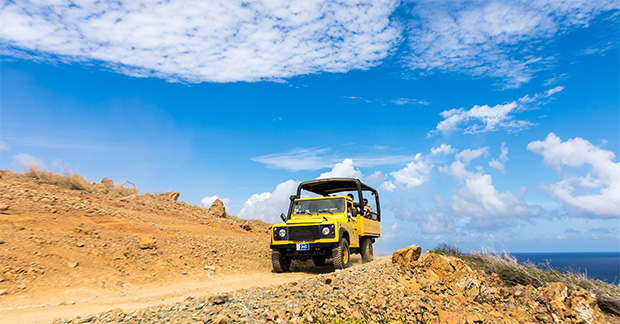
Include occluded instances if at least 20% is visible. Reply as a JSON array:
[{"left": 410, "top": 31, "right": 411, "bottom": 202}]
[
  {"left": 0, "top": 271, "right": 304, "bottom": 324},
  {"left": 0, "top": 256, "right": 366, "bottom": 324}
]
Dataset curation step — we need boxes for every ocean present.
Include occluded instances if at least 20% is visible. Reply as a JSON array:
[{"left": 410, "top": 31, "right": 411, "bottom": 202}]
[{"left": 511, "top": 252, "right": 620, "bottom": 285}]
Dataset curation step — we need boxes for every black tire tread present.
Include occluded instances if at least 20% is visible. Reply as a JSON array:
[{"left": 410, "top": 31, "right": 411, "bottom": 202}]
[
  {"left": 272, "top": 250, "right": 290, "bottom": 273},
  {"left": 332, "top": 239, "right": 349, "bottom": 269},
  {"left": 361, "top": 238, "right": 373, "bottom": 263}
]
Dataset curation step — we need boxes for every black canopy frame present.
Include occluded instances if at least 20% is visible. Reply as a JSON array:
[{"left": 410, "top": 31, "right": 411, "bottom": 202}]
[{"left": 288, "top": 178, "right": 381, "bottom": 221}]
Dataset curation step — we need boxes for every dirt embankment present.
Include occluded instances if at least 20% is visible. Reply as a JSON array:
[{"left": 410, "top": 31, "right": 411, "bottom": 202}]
[{"left": 0, "top": 170, "right": 278, "bottom": 323}]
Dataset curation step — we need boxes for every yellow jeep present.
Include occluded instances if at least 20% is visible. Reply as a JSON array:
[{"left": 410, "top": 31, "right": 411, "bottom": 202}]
[{"left": 270, "top": 178, "right": 381, "bottom": 272}]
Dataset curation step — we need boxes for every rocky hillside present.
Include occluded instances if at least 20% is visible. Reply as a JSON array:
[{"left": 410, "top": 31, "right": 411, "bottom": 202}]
[
  {"left": 53, "top": 246, "right": 619, "bottom": 324},
  {"left": 0, "top": 170, "right": 271, "bottom": 301},
  {"left": 2, "top": 170, "right": 618, "bottom": 324}
]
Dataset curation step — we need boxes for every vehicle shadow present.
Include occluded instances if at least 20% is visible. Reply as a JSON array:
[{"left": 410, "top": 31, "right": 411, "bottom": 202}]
[{"left": 275, "top": 255, "right": 365, "bottom": 274}]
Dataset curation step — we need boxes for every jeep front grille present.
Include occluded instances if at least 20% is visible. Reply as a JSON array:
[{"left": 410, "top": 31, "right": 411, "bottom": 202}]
[{"left": 288, "top": 225, "right": 319, "bottom": 241}]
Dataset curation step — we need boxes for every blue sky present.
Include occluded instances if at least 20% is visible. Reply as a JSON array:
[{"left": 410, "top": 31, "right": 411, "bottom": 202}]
[{"left": 1, "top": 0, "right": 619, "bottom": 254}]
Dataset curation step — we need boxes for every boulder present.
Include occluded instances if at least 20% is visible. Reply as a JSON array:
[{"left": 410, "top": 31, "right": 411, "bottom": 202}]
[
  {"left": 566, "top": 286, "right": 606, "bottom": 324},
  {"left": 101, "top": 177, "right": 114, "bottom": 188},
  {"left": 139, "top": 236, "right": 156, "bottom": 249},
  {"left": 241, "top": 221, "right": 252, "bottom": 231},
  {"left": 162, "top": 191, "right": 180, "bottom": 201},
  {"left": 391, "top": 245, "right": 422, "bottom": 266},
  {"left": 209, "top": 199, "right": 227, "bottom": 218}
]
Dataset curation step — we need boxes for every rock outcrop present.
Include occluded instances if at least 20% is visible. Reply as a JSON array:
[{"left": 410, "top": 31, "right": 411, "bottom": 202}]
[
  {"left": 101, "top": 177, "right": 114, "bottom": 188},
  {"left": 162, "top": 191, "right": 180, "bottom": 201},
  {"left": 392, "top": 244, "right": 421, "bottom": 266},
  {"left": 208, "top": 199, "right": 227, "bottom": 218},
  {"left": 392, "top": 251, "right": 608, "bottom": 324}
]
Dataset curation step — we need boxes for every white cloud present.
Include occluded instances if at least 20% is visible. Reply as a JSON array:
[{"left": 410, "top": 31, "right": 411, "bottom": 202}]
[
  {"left": 0, "top": 0, "right": 400, "bottom": 83},
  {"left": 488, "top": 160, "right": 504, "bottom": 172},
  {"left": 317, "top": 158, "right": 363, "bottom": 179},
  {"left": 12, "top": 153, "right": 44, "bottom": 169},
  {"left": 428, "top": 87, "right": 565, "bottom": 137},
  {"left": 251, "top": 148, "right": 334, "bottom": 171},
  {"left": 239, "top": 179, "right": 300, "bottom": 223},
  {"left": 364, "top": 171, "right": 385, "bottom": 185},
  {"left": 430, "top": 143, "right": 456, "bottom": 155},
  {"left": 429, "top": 102, "right": 533, "bottom": 137},
  {"left": 200, "top": 195, "right": 230, "bottom": 207},
  {"left": 0, "top": 140, "right": 9, "bottom": 150},
  {"left": 402, "top": 0, "right": 619, "bottom": 87},
  {"left": 2, "top": 1, "right": 616, "bottom": 87},
  {"left": 421, "top": 213, "right": 454, "bottom": 234},
  {"left": 354, "top": 155, "right": 423, "bottom": 167},
  {"left": 440, "top": 147, "right": 533, "bottom": 228},
  {"left": 527, "top": 133, "right": 620, "bottom": 218},
  {"left": 450, "top": 173, "right": 531, "bottom": 228},
  {"left": 392, "top": 98, "right": 430, "bottom": 106},
  {"left": 556, "top": 228, "right": 581, "bottom": 240},
  {"left": 455, "top": 147, "right": 489, "bottom": 164},
  {"left": 519, "top": 85, "right": 565, "bottom": 104},
  {"left": 546, "top": 86, "right": 565, "bottom": 96},
  {"left": 251, "top": 147, "right": 419, "bottom": 171},
  {"left": 380, "top": 181, "right": 396, "bottom": 192},
  {"left": 489, "top": 143, "right": 509, "bottom": 172},
  {"left": 389, "top": 153, "right": 432, "bottom": 189}
]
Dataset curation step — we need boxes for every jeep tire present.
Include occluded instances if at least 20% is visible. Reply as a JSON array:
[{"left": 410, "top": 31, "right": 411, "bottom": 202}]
[
  {"left": 272, "top": 250, "right": 291, "bottom": 273},
  {"left": 361, "top": 238, "right": 373, "bottom": 263},
  {"left": 332, "top": 238, "right": 350, "bottom": 269}
]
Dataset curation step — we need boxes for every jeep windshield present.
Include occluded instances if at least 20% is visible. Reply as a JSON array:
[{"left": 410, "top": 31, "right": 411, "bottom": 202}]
[{"left": 293, "top": 198, "right": 345, "bottom": 215}]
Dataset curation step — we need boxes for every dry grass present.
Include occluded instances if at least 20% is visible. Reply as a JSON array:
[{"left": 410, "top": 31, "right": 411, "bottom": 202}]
[
  {"left": 24, "top": 165, "right": 137, "bottom": 197},
  {"left": 429, "top": 244, "right": 620, "bottom": 316}
]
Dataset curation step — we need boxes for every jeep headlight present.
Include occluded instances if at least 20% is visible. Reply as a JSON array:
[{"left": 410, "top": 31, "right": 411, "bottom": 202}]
[
  {"left": 273, "top": 227, "right": 287, "bottom": 241},
  {"left": 320, "top": 225, "right": 335, "bottom": 238}
]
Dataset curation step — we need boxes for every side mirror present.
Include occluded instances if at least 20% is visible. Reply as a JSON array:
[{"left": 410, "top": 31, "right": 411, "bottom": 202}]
[
  {"left": 352, "top": 208, "right": 358, "bottom": 217},
  {"left": 280, "top": 213, "right": 286, "bottom": 222},
  {"left": 289, "top": 195, "right": 299, "bottom": 201}
]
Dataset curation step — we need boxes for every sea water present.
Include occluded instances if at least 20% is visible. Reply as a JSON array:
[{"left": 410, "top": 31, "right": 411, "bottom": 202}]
[{"left": 511, "top": 252, "right": 620, "bottom": 285}]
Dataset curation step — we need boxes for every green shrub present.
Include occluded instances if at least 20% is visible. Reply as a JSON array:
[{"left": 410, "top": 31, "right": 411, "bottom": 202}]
[{"left": 428, "top": 243, "right": 462, "bottom": 256}]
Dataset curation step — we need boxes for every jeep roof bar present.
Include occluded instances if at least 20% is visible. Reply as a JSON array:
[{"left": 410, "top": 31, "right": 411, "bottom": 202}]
[
  {"left": 295, "top": 178, "right": 380, "bottom": 221},
  {"left": 296, "top": 178, "right": 376, "bottom": 196}
]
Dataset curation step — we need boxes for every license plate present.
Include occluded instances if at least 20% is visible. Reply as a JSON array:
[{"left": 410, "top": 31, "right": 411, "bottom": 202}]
[{"left": 296, "top": 243, "right": 309, "bottom": 251}]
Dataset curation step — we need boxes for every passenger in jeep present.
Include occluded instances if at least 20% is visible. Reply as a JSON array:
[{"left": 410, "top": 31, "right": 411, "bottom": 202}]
[{"left": 363, "top": 198, "right": 377, "bottom": 220}]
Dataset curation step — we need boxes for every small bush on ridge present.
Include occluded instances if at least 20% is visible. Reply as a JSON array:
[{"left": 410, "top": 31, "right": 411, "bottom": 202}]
[{"left": 24, "top": 165, "right": 137, "bottom": 197}]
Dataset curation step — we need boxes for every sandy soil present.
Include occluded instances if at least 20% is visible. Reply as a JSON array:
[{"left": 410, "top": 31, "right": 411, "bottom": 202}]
[
  {"left": 0, "top": 171, "right": 274, "bottom": 323},
  {"left": 0, "top": 256, "right": 367, "bottom": 324},
  {"left": 0, "top": 272, "right": 304, "bottom": 324}
]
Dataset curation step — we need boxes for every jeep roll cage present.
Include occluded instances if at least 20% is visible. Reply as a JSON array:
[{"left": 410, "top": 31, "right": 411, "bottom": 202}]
[{"left": 286, "top": 178, "right": 380, "bottom": 221}]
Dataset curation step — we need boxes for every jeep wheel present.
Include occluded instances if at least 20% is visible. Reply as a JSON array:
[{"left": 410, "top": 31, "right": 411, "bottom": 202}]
[
  {"left": 313, "top": 256, "right": 326, "bottom": 266},
  {"left": 332, "top": 239, "right": 350, "bottom": 269},
  {"left": 272, "top": 250, "right": 291, "bottom": 273},
  {"left": 361, "top": 238, "right": 373, "bottom": 263}
]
